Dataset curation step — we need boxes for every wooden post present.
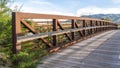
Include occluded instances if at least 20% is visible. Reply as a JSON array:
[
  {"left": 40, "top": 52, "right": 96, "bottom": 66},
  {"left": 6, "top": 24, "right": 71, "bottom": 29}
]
[
  {"left": 53, "top": 19, "right": 58, "bottom": 46},
  {"left": 96, "top": 21, "right": 98, "bottom": 32},
  {"left": 103, "top": 22, "right": 105, "bottom": 31},
  {"left": 107, "top": 22, "right": 109, "bottom": 30},
  {"left": 104, "top": 22, "right": 106, "bottom": 30},
  {"left": 90, "top": 20, "right": 93, "bottom": 34},
  {"left": 97, "top": 21, "right": 100, "bottom": 32},
  {"left": 101, "top": 21, "right": 103, "bottom": 31},
  {"left": 106, "top": 22, "right": 108, "bottom": 30},
  {"left": 99, "top": 21, "right": 101, "bottom": 31},
  {"left": 93, "top": 21, "right": 96, "bottom": 33},
  {"left": 71, "top": 19, "right": 75, "bottom": 40},
  {"left": 83, "top": 20, "right": 86, "bottom": 36},
  {"left": 100, "top": 21, "right": 101, "bottom": 31},
  {"left": 12, "top": 12, "right": 21, "bottom": 54}
]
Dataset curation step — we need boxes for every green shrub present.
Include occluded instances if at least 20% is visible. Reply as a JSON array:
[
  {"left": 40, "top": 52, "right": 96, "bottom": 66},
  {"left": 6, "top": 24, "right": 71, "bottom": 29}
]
[{"left": 12, "top": 48, "right": 47, "bottom": 68}]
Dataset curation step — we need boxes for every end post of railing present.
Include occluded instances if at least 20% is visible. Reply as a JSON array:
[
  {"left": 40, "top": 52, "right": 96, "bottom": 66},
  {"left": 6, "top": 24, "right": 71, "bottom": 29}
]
[{"left": 12, "top": 12, "right": 21, "bottom": 54}]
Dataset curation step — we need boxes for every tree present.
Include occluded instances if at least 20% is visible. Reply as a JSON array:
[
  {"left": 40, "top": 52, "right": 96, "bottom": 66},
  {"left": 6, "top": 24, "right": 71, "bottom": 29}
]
[
  {"left": 0, "top": 0, "right": 12, "bottom": 46},
  {"left": 0, "top": 0, "right": 13, "bottom": 67}
]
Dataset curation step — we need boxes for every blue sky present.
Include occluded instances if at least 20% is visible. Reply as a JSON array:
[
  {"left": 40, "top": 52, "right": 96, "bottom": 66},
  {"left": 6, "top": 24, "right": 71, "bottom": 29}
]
[{"left": 11, "top": 0, "right": 120, "bottom": 16}]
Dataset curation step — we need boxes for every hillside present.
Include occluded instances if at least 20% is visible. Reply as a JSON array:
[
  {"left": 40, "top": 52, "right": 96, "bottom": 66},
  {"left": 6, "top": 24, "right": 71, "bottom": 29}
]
[{"left": 81, "top": 14, "right": 120, "bottom": 24}]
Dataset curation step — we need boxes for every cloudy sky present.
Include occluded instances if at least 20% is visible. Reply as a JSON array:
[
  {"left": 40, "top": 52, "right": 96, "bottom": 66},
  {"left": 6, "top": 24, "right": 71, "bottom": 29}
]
[{"left": 11, "top": 0, "right": 120, "bottom": 16}]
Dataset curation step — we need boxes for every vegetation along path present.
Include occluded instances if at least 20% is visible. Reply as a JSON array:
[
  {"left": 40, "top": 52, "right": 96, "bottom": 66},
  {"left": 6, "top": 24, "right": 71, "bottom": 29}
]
[{"left": 37, "top": 30, "right": 120, "bottom": 68}]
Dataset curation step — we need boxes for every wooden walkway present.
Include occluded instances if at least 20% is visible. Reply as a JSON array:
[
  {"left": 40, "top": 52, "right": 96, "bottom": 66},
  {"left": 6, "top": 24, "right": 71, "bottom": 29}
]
[{"left": 37, "top": 30, "right": 120, "bottom": 68}]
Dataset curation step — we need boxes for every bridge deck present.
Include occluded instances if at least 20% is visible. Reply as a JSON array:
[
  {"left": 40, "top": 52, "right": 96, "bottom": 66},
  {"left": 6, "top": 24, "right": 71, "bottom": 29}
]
[{"left": 37, "top": 30, "right": 120, "bottom": 68}]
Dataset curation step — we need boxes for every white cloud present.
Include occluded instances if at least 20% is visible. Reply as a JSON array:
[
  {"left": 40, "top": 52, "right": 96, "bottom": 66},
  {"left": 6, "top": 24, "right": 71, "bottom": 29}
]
[
  {"left": 10, "top": 0, "right": 75, "bottom": 16},
  {"left": 77, "top": 7, "right": 120, "bottom": 16},
  {"left": 21, "top": 6, "right": 74, "bottom": 16}
]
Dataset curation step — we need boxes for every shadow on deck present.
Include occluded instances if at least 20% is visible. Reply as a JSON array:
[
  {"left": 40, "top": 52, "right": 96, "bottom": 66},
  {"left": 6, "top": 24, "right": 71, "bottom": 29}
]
[{"left": 37, "top": 30, "right": 120, "bottom": 68}]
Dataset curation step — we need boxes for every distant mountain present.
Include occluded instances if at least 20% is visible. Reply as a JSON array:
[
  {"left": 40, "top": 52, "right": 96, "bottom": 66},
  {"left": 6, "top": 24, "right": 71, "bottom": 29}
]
[{"left": 81, "top": 14, "right": 120, "bottom": 24}]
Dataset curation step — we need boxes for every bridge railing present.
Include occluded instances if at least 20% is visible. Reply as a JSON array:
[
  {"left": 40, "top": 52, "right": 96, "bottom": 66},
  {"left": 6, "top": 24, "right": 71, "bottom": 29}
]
[{"left": 12, "top": 12, "right": 117, "bottom": 54}]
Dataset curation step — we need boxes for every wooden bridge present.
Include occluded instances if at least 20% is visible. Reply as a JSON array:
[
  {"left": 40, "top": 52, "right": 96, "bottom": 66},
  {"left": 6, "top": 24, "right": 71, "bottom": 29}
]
[
  {"left": 37, "top": 30, "right": 120, "bottom": 68},
  {"left": 12, "top": 12, "right": 118, "bottom": 68}
]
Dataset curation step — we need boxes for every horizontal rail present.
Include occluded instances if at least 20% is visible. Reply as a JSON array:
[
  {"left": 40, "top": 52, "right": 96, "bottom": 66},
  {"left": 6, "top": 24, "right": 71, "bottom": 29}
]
[
  {"left": 15, "top": 12, "right": 112, "bottom": 22},
  {"left": 17, "top": 25, "right": 115, "bottom": 43}
]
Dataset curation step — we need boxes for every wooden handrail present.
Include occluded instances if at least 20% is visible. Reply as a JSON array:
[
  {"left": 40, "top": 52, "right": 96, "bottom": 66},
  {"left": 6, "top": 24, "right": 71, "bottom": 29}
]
[{"left": 12, "top": 12, "right": 118, "bottom": 54}]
